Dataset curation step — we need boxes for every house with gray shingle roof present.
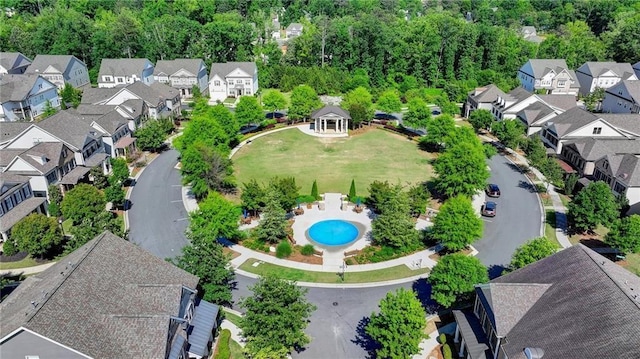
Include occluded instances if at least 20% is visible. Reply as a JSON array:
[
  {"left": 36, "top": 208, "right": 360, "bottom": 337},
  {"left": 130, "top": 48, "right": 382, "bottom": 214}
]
[
  {"left": 0, "top": 231, "right": 220, "bottom": 359},
  {"left": 519, "top": 26, "right": 543, "bottom": 43},
  {"left": 98, "top": 58, "right": 155, "bottom": 88},
  {"left": 575, "top": 62, "right": 638, "bottom": 96},
  {"left": 208, "top": 62, "right": 258, "bottom": 103},
  {"left": 0, "top": 172, "right": 46, "bottom": 242},
  {"left": 602, "top": 80, "right": 640, "bottom": 114},
  {"left": 82, "top": 81, "right": 180, "bottom": 119},
  {"left": 285, "top": 22, "right": 303, "bottom": 38},
  {"left": 518, "top": 59, "right": 579, "bottom": 95},
  {"left": 0, "top": 122, "right": 30, "bottom": 148},
  {"left": 154, "top": 59, "right": 208, "bottom": 99},
  {"left": 592, "top": 152, "right": 640, "bottom": 214},
  {"left": 464, "top": 84, "right": 506, "bottom": 118},
  {"left": 455, "top": 244, "right": 640, "bottom": 359},
  {"left": 25, "top": 54, "right": 90, "bottom": 89},
  {"left": 0, "top": 74, "right": 60, "bottom": 122},
  {"left": 633, "top": 61, "right": 640, "bottom": 79},
  {"left": 0, "top": 52, "right": 32, "bottom": 75}
]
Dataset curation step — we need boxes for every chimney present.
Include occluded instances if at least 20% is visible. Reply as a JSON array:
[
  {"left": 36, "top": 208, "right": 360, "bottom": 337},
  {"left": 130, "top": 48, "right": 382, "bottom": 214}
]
[{"left": 524, "top": 348, "right": 545, "bottom": 359}]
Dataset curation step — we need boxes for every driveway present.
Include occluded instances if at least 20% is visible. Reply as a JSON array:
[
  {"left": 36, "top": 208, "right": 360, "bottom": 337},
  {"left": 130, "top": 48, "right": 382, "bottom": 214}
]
[
  {"left": 474, "top": 154, "right": 542, "bottom": 276},
  {"left": 128, "top": 148, "right": 541, "bottom": 359}
]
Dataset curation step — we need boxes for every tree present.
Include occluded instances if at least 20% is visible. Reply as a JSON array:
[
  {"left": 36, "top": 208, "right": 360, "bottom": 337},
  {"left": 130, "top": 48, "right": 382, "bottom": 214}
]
[
  {"left": 367, "top": 180, "right": 395, "bottom": 213},
  {"left": 605, "top": 215, "right": 640, "bottom": 254},
  {"left": 105, "top": 183, "right": 126, "bottom": 209},
  {"left": 568, "top": 181, "right": 619, "bottom": 232},
  {"left": 372, "top": 187, "right": 421, "bottom": 250},
  {"left": 10, "top": 213, "right": 62, "bottom": 258},
  {"left": 583, "top": 87, "right": 605, "bottom": 112},
  {"left": 262, "top": 89, "right": 287, "bottom": 119},
  {"left": 491, "top": 119, "right": 524, "bottom": 149},
  {"left": 602, "top": 11, "right": 640, "bottom": 63},
  {"left": 268, "top": 177, "right": 300, "bottom": 212},
  {"left": 311, "top": 180, "right": 319, "bottom": 200},
  {"left": 135, "top": 120, "right": 166, "bottom": 151},
  {"left": 430, "top": 196, "right": 483, "bottom": 251},
  {"left": 110, "top": 157, "right": 130, "bottom": 185},
  {"left": 366, "top": 288, "right": 426, "bottom": 359},
  {"left": 429, "top": 254, "right": 489, "bottom": 307},
  {"left": 342, "top": 86, "right": 374, "bottom": 128},
  {"left": 181, "top": 143, "right": 234, "bottom": 199},
  {"left": 564, "top": 174, "right": 579, "bottom": 196},
  {"left": 60, "top": 83, "right": 82, "bottom": 108},
  {"left": 189, "top": 192, "right": 242, "bottom": 242},
  {"left": 348, "top": 179, "right": 356, "bottom": 202},
  {"left": 403, "top": 97, "right": 430, "bottom": 130},
  {"left": 434, "top": 142, "right": 490, "bottom": 198},
  {"left": 42, "top": 100, "right": 57, "bottom": 118},
  {"left": 180, "top": 104, "right": 233, "bottom": 152},
  {"left": 522, "top": 136, "right": 547, "bottom": 167},
  {"left": 47, "top": 184, "right": 62, "bottom": 217},
  {"left": 407, "top": 183, "right": 430, "bottom": 217},
  {"left": 421, "top": 115, "right": 455, "bottom": 151},
  {"left": 255, "top": 190, "right": 288, "bottom": 243},
  {"left": 242, "top": 179, "right": 265, "bottom": 217},
  {"left": 376, "top": 89, "right": 402, "bottom": 114},
  {"left": 90, "top": 166, "right": 109, "bottom": 189},
  {"left": 61, "top": 184, "right": 106, "bottom": 225},
  {"left": 173, "top": 237, "right": 235, "bottom": 304},
  {"left": 288, "top": 85, "right": 322, "bottom": 122},
  {"left": 240, "top": 276, "right": 316, "bottom": 356},
  {"left": 235, "top": 96, "right": 264, "bottom": 127},
  {"left": 468, "top": 109, "right": 494, "bottom": 132},
  {"left": 509, "top": 237, "right": 558, "bottom": 270},
  {"left": 65, "top": 210, "right": 125, "bottom": 253}
]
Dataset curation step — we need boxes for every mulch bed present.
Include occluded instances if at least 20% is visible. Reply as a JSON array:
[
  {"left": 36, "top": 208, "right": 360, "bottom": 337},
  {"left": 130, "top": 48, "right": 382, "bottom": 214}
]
[{"left": 0, "top": 251, "right": 28, "bottom": 263}]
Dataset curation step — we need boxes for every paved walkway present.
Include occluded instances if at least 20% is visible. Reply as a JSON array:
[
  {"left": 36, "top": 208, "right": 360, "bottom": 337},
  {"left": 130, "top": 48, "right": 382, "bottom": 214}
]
[
  {"left": 0, "top": 262, "right": 56, "bottom": 276},
  {"left": 480, "top": 135, "right": 571, "bottom": 248}
]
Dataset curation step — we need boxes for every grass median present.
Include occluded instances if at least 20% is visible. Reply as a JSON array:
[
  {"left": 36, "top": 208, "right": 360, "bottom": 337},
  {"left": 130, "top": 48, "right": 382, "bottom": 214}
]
[{"left": 238, "top": 258, "right": 429, "bottom": 283}]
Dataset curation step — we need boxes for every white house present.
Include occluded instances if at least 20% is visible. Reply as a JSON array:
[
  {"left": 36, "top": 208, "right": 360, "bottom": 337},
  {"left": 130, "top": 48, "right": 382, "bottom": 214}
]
[
  {"left": 25, "top": 54, "right": 90, "bottom": 89},
  {"left": 82, "top": 82, "right": 181, "bottom": 120},
  {"left": 575, "top": 62, "right": 638, "bottom": 96},
  {"left": 286, "top": 23, "right": 303, "bottom": 38},
  {"left": 154, "top": 59, "right": 209, "bottom": 99},
  {"left": 520, "top": 26, "right": 543, "bottom": 43},
  {"left": 0, "top": 52, "right": 32, "bottom": 74},
  {"left": 463, "top": 84, "right": 505, "bottom": 118},
  {"left": 518, "top": 59, "right": 580, "bottom": 95},
  {"left": 602, "top": 80, "right": 640, "bottom": 114},
  {"left": 0, "top": 172, "right": 46, "bottom": 242},
  {"left": 98, "top": 58, "right": 155, "bottom": 88},
  {"left": 0, "top": 74, "right": 60, "bottom": 122},
  {"left": 208, "top": 62, "right": 258, "bottom": 103}
]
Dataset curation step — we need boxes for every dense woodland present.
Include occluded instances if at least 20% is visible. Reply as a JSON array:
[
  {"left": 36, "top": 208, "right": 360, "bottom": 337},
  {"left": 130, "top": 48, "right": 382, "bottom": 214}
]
[{"left": 1, "top": 0, "right": 639, "bottom": 99}]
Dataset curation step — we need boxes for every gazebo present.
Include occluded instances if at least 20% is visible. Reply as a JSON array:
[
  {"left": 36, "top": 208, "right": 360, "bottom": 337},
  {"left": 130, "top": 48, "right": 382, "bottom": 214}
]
[{"left": 311, "top": 105, "right": 351, "bottom": 134}]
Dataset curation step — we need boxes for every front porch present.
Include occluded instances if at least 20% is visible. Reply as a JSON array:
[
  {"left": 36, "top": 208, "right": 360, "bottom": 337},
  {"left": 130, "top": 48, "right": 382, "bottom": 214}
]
[{"left": 114, "top": 135, "right": 137, "bottom": 158}]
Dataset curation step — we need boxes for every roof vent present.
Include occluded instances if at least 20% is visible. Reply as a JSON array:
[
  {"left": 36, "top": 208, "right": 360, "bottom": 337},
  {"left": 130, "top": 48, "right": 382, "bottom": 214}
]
[
  {"left": 30, "top": 301, "right": 37, "bottom": 309},
  {"left": 524, "top": 347, "right": 545, "bottom": 359}
]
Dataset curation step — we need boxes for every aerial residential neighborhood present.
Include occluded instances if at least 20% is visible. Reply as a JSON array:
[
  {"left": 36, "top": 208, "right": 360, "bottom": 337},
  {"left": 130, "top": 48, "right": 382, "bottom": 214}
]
[{"left": 1, "top": 2, "right": 639, "bottom": 359}]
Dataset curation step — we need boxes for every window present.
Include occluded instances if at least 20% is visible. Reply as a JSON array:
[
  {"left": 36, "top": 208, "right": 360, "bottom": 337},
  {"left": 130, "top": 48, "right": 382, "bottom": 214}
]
[
  {"left": 614, "top": 182, "right": 626, "bottom": 194},
  {"left": 5, "top": 197, "right": 14, "bottom": 210},
  {"left": 558, "top": 80, "right": 566, "bottom": 87},
  {"left": 592, "top": 127, "right": 602, "bottom": 135},
  {"left": 214, "top": 80, "right": 220, "bottom": 86},
  {"left": 245, "top": 80, "right": 251, "bottom": 85},
  {"left": 22, "top": 185, "right": 32, "bottom": 199},
  {"left": 46, "top": 171, "right": 58, "bottom": 184},
  {"left": 117, "top": 77, "right": 124, "bottom": 83},
  {"left": 237, "top": 79, "right": 243, "bottom": 84},
  {"left": 15, "top": 191, "right": 23, "bottom": 204},
  {"left": 105, "top": 76, "right": 112, "bottom": 82}
]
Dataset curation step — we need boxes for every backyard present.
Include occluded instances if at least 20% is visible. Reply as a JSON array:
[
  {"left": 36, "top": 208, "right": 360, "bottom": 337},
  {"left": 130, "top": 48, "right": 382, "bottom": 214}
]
[{"left": 233, "top": 127, "right": 434, "bottom": 196}]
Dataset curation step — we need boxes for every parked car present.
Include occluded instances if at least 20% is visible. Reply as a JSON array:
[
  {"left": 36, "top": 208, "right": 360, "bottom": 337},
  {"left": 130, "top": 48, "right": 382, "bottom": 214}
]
[
  {"left": 482, "top": 201, "right": 497, "bottom": 217},
  {"left": 486, "top": 183, "right": 501, "bottom": 198}
]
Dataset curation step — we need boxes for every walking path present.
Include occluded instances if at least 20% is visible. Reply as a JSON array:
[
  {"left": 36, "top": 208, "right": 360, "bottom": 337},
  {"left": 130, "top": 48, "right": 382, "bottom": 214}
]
[
  {"left": 479, "top": 135, "right": 571, "bottom": 248},
  {"left": 0, "top": 262, "right": 56, "bottom": 276}
]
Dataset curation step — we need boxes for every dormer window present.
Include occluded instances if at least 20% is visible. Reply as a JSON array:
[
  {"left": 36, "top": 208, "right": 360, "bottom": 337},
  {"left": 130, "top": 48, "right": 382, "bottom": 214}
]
[{"left": 603, "top": 160, "right": 609, "bottom": 169}]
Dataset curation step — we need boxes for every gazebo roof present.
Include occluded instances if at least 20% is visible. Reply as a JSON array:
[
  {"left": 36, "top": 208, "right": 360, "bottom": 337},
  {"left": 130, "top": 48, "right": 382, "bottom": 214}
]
[{"left": 311, "top": 105, "right": 351, "bottom": 120}]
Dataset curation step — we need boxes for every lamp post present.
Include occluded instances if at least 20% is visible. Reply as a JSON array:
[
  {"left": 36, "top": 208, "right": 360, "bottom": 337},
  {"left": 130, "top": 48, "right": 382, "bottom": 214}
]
[{"left": 58, "top": 218, "right": 65, "bottom": 237}]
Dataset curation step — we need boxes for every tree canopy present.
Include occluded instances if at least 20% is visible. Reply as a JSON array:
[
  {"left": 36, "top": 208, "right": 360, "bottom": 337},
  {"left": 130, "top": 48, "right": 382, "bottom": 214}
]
[
  {"left": 188, "top": 192, "right": 241, "bottom": 242},
  {"left": 430, "top": 195, "right": 483, "bottom": 252},
  {"left": 9, "top": 213, "right": 62, "bottom": 258},
  {"left": 605, "top": 215, "right": 640, "bottom": 254},
  {"left": 372, "top": 186, "right": 421, "bottom": 251},
  {"left": 468, "top": 109, "right": 494, "bottom": 132},
  {"left": 509, "top": 237, "right": 558, "bottom": 270},
  {"left": 342, "top": 86, "right": 374, "bottom": 127},
  {"left": 402, "top": 97, "right": 431, "bottom": 130},
  {"left": 240, "top": 276, "right": 316, "bottom": 356},
  {"left": 255, "top": 190, "right": 288, "bottom": 243},
  {"left": 568, "top": 181, "right": 619, "bottom": 233},
  {"left": 262, "top": 89, "right": 287, "bottom": 117},
  {"left": 366, "top": 288, "right": 426, "bottom": 359},
  {"left": 434, "top": 142, "right": 490, "bottom": 198},
  {"left": 61, "top": 184, "right": 106, "bottom": 225},
  {"left": 429, "top": 254, "right": 489, "bottom": 308},
  {"left": 288, "top": 84, "right": 322, "bottom": 121},
  {"left": 421, "top": 114, "right": 456, "bottom": 151},
  {"left": 376, "top": 89, "right": 402, "bottom": 114},
  {"left": 235, "top": 95, "right": 264, "bottom": 127}
]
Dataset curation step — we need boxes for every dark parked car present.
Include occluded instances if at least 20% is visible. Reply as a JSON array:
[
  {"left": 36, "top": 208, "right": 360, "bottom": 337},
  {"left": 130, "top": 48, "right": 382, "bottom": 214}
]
[
  {"left": 482, "top": 201, "right": 497, "bottom": 217},
  {"left": 486, "top": 184, "right": 501, "bottom": 198}
]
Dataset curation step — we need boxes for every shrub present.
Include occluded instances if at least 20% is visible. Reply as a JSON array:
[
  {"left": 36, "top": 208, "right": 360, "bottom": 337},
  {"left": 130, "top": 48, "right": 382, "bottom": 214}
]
[
  {"left": 438, "top": 333, "right": 447, "bottom": 344},
  {"left": 276, "top": 241, "right": 292, "bottom": 258},
  {"left": 442, "top": 343, "right": 452, "bottom": 359},
  {"left": 301, "top": 244, "right": 315, "bottom": 256},
  {"left": 2, "top": 239, "right": 18, "bottom": 256},
  {"left": 297, "top": 195, "right": 316, "bottom": 204},
  {"left": 215, "top": 329, "right": 231, "bottom": 359},
  {"left": 535, "top": 183, "right": 547, "bottom": 193},
  {"left": 47, "top": 202, "right": 61, "bottom": 217},
  {"left": 243, "top": 238, "right": 270, "bottom": 252}
]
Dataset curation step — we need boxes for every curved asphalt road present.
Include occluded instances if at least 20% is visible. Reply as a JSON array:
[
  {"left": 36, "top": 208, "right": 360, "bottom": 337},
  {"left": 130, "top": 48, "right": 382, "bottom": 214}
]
[{"left": 128, "top": 149, "right": 540, "bottom": 358}]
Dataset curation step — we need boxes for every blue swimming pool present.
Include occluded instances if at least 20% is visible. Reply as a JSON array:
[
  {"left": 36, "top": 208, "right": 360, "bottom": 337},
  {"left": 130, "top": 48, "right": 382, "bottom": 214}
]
[{"left": 308, "top": 220, "right": 360, "bottom": 246}]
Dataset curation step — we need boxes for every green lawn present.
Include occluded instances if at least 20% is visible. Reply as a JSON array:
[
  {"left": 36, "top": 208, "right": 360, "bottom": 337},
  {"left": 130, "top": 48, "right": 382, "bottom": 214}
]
[
  {"left": 229, "top": 340, "right": 246, "bottom": 359},
  {"left": 0, "top": 256, "right": 42, "bottom": 270},
  {"left": 223, "top": 309, "right": 243, "bottom": 327},
  {"left": 233, "top": 128, "right": 434, "bottom": 196},
  {"left": 239, "top": 258, "right": 429, "bottom": 283},
  {"left": 621, "top": 252, "right": 640, "bottom": 276},
  {"left": 544, "top": 210, "right": 560, "bottom": 247}
]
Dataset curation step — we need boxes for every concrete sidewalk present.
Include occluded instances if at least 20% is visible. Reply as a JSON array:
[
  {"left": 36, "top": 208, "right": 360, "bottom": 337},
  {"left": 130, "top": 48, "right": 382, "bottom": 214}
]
[
  {"left": 0, "top": 262, "right": 56, "bottom": 276},
  {"left": 480, "top": 135, "right": 571, "bottom": 248}
]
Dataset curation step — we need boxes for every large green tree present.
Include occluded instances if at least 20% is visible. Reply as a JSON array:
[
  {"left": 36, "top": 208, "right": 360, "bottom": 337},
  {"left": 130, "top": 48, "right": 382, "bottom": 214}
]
[
  {"left": 262, "top": 89, "right": 287, "bottom": 119},
  {"left": 429, "top": 254, "right": 489, "bottom": 307},
  {"left": 605, "top": 215, "right": 640, "bottom": 254},
  {"left": 342, "top": 86, "right": 374, "bottom": 128},
  {"left": 430, "top": 196, "right": 483, "bottom": 252},
  {"left": 468, "top": 109, "right": 494, "bottom": 132},
  {"left": 240, "top": 276, "right": 316, "bottom": 356},
  {"left": 181, "top": 142, "right": 234, "bottom": 199},
  {"left": 421, "top": 114, "right": 456, "bottom": 151},
  {"left": 288, "top": 85, "right": 322, "bottom": 122},
  {"left": 568, "top": 181, "right": 619, "bottom": 233},
  {"left": 434, "top": 142, "right": 490, "bottom": 198},
  {"left": 366, "top": 288, "right": 426, "bottom": 359},
  {"left": 268, "top": 177, "right": 300, "bottom": 212},
  {"left": 491, "top": 119, "right": 524, "bottom": 150},
  {"left": 235, "top": 96, "right": 264, "bottom": 127},
  {"left": 255, "top": 190, "right": 288, "bottom": 243},
  {"left": 376, "top": 89, "right": 402, "bottom": 114},
  {"left": 61, "top": 184, "right": 106, "bottom": 225},
  {"left": 10, "top": 213, "right": 62, "bottom": 258},
  {"left": 135, "top": 120, "right": 166, "bottom": 151},
  {"left": 173, "top": 237, "right": 235, "bottom": 304},
  {"left": 110, "top": 158, "right": 130, "bottom": 185},
  {"left": 509, "top": 237, "right": 558, "bottom": 270},
  {"left": 188, "top": 192, "right": 241, "bottom": 242},
  {"left": 241, "top": 179, "right": 265, "bottom": 217},
  {"left": 105, "top": 183, "right": 126, "bottom": 209},
  {"left": 372, "top": 187, "right": 421, "bottom": 251},
  {"left": 402, "top": 97, "right": 431, "bottom": 130}
]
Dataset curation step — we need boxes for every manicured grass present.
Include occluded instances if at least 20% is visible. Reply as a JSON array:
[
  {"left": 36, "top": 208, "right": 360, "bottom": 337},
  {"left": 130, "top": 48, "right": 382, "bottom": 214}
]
[
  {"left": 544, "top": 210, "right": 559, "bottom": 246},
  {"left": 62, "top": 219, "right": 74, "bottom": 235},
  {"left": 223, "top": 310, "right": 243, "bottom": 327},
  {"left": 0, "top": 256, "right": 41, "bottom": 270},
  {"left": 621, "top": 252, "right": 640, "bottom": 276},
  {"left": 239, "top": 258, "right": 429, "bottom": 283},
  {"left": 233, "top": 128, "right": 434, "bottom": 196},
  {"left": 229, "top": 340, "right": 246, "bottom": 359}
]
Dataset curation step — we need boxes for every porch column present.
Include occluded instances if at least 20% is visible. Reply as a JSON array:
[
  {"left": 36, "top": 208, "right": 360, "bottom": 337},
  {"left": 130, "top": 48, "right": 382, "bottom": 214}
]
[
  {"left": 454, "top": 324, "right": 460, "bottom": 343},
  {"left": 1, "top": 231, "right": 8, "bottom": 242},
  {"left": 459, "top": 337, "right": 465, "bottom": 357}
]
